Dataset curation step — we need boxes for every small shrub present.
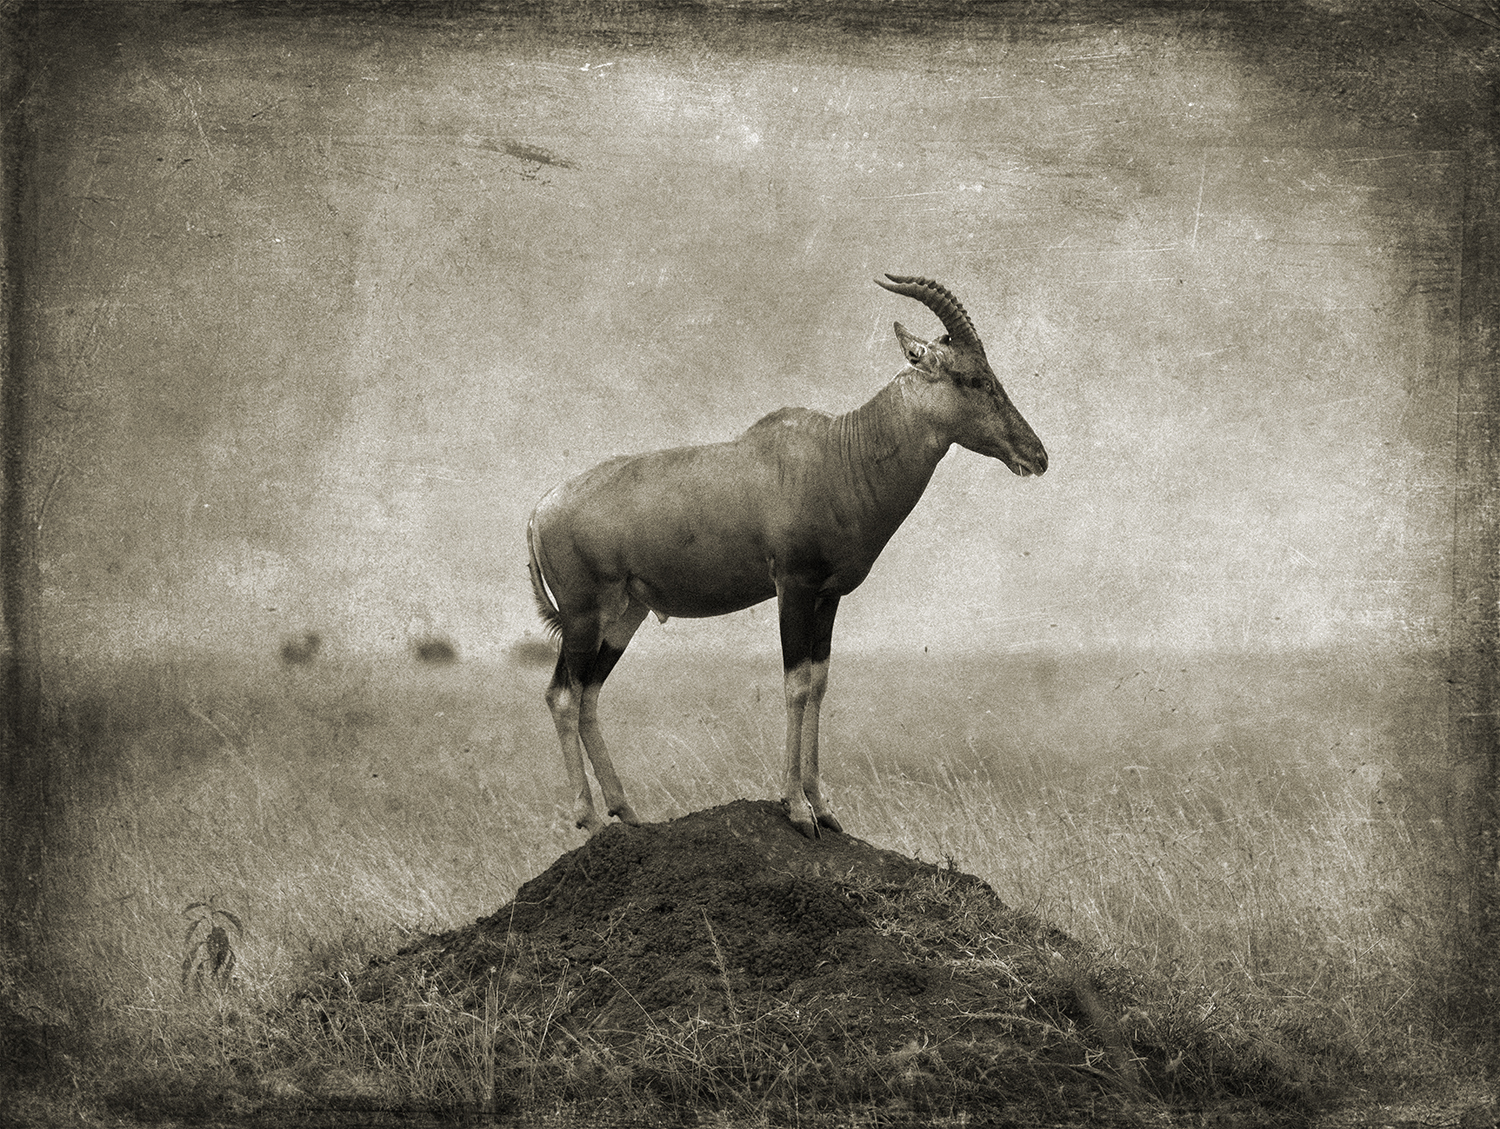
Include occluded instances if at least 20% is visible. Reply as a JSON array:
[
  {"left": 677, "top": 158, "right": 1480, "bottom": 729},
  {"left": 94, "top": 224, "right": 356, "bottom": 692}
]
[{"left": 181, "top": 902, "right": 243, "bottom": 994}]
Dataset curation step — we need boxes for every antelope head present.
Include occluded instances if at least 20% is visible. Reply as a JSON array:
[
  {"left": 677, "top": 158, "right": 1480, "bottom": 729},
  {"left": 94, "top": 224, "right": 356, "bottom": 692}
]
[{"left": 876, "top": 273, "right": 1048, "bottom": 478}]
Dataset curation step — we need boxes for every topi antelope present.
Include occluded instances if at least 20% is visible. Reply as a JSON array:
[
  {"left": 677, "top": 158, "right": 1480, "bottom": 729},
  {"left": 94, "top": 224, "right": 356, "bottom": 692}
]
[{"left": 527, "top": 275, "right": 1048, "bottom": 838}]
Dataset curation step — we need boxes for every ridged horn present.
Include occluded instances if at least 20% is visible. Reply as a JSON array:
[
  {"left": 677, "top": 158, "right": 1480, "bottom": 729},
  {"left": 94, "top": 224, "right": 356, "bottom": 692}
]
[{"left": 874, "top": 274, "right": 982, "bottom": 351}]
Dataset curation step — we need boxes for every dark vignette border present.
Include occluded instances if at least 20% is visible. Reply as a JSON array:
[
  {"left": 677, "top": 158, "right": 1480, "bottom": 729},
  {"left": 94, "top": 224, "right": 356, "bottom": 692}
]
[{"left": 1, "top": 0, "right": 1495, "bottom": 1087}]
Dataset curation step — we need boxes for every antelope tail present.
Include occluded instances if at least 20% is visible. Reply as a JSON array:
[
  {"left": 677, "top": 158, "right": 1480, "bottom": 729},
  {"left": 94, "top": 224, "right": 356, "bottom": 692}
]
[{"left": 526, "top": 514, "right": 564, "bottom": 637}]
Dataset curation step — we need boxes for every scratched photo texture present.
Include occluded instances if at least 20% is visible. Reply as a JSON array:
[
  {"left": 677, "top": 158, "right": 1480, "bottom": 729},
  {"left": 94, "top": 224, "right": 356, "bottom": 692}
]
[{"left": 7, "top": 0, "right": 1493, "bottom": 1097}]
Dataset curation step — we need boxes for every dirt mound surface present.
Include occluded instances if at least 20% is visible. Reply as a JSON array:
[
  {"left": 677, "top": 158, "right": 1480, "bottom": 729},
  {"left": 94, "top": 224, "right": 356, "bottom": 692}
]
[{"left": 352, "top": 800, "right": 1321, "bottom": 1122}]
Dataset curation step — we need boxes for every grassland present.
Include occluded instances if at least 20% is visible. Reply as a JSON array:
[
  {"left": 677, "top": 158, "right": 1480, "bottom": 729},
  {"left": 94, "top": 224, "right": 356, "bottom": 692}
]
[{"left": 2, "top": 642, "right": 1492, "bottom": 1124}]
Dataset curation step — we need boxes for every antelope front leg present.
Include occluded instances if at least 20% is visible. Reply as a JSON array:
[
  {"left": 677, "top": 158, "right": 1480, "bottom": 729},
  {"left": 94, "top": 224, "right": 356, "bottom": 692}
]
[
  {"left": 797, "top": 655, "right": 842, "bottom": 834},
  {"left": 778, "top": 587, "right": 842, "bottom": 838},
  {"left": 781, "top": 659, "right": 818, "bottom": 837}
]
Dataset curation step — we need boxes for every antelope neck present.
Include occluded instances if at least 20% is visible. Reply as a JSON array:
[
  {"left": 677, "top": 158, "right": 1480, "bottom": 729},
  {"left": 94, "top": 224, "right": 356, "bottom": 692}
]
[{"left": 827, "top": 376, "right": 947, "bottom": 541}]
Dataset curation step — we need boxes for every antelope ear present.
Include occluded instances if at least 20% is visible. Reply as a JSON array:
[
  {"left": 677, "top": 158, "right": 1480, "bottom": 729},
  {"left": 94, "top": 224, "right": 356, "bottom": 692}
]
[{"left": 892, "top": 321, "right": 930, "bottom": 366}]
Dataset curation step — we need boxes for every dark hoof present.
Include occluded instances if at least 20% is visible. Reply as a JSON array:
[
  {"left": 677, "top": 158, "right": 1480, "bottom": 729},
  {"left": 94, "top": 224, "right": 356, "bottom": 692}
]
[{"left": 781, "top": 798, "right": 819, "bottom": 839}]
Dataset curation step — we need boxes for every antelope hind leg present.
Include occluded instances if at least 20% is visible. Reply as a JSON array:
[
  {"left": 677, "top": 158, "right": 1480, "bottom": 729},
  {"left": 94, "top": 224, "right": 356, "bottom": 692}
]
[
  {"left": 545, "top": 655, "right": 605, "bottom": 833},
  {"left": 576, "top": 597, "right": 649, "bottom": 827}
]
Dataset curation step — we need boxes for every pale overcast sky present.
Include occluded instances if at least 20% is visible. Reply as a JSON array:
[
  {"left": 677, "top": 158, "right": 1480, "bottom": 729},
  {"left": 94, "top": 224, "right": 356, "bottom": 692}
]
[{"left": 27, "top": 8, "right": 1457, "bottom": 666}]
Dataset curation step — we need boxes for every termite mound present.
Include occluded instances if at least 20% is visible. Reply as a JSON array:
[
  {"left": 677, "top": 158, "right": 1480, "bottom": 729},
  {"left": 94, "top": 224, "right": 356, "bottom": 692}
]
[{"left": 348, "top": 799, "right": 1321, "bottom": 1122}]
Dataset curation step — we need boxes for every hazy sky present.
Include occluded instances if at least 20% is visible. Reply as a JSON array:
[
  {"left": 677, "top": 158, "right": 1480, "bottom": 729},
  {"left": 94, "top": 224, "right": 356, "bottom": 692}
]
[{"left": 22, "top": 5, "right": 1461, "bottom": 666}]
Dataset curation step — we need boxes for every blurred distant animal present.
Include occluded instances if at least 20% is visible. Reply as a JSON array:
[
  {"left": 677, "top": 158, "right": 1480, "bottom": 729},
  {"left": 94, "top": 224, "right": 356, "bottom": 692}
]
[
  {"left": 279, "top": 631, "right": 322, "bottom": 666},
  {"left": 413, "top": 637, "right": 458, "bottom": 664},
  {"left": 528, "top": 275, "right": 1047, "bottom": 838}
]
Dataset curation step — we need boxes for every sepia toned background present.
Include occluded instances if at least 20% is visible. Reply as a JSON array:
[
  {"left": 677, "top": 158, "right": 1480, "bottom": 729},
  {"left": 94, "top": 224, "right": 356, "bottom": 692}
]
[
  {"left": 12, "top": 2, "right": 1471, "bottom": 664},
  {"left": 3, "top": 0, "right": 1496, "bottom": 1046}
]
